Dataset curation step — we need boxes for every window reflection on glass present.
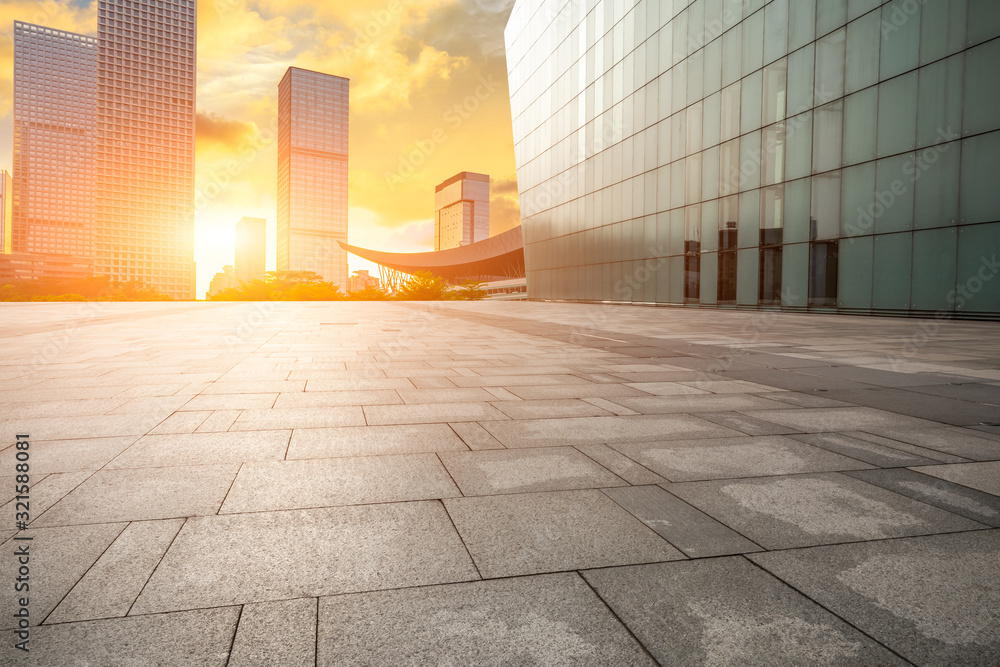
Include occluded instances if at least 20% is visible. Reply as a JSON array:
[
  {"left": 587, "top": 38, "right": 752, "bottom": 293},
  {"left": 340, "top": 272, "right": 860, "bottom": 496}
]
[
  {"left": 685, "top": 206, "right": 701, "bottom": 303},
  {"left": 810, "top": 171, "right": 841, "bottom": 240}
]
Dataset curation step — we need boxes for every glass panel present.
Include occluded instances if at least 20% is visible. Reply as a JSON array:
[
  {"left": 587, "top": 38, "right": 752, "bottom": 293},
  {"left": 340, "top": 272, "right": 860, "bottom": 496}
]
[
  {"left": 670, "top": 209, "right": 685, "bottom": 255},
  {"left": 967, "top": 0, "right": 1000, "bottom": 47},
  {"left": 782, "top": 242, "right": 809, "bottom": 306},
  {"left": 701, "top": 200, "right": 719, "bottom": 252},
  {"left": 786, "top": 43, "right": 815, "bottom": 114},
  {"left": 684, "top": 206, "right": 701, "bottom": 302},
  {"left": 843, "top": 88, "right": 878, "bottom": 165},
  {"left": 703, "top": 91, "right": 722, "bottom": 148},
  {"left": 872, "top": 232, "right": 913, "bottom": 310},
  {"left": 956, "top": 222, "right": 1000, "bottom": 313},
  {"left": 719, "top": 138, "right": 740, "bottom": 196},
  {"left": 762, "top": 122, "right": 786, "bottom": 186},
  {"left": 809, "top": 241, "right": 840, "bottom": 306},
  {"left": 760, "top": 184, "right": 785, "bottom": 245},
  {"left": 877, "top": 72, "right": 918, "bottom": 158},
  {"left": 759, "top": 246, "right": 783, "bottom": 304},
  {"left": 960, "top": 130, "right": 1000, "bottom": 225},
  {"left": 914, "top": 141, "right": 960, "bottom": 229},
  {"left": 811, "top": 170, "right": 842, "bottom": 240},
  {"left": 739, "top": 190, "right": 761, "bottom": 248},
  {"left": 816, "top": 0, "right": 847, "bottom": 36},
  {"left": 917, "top": 54, "right": 964, "bottom": 148},
  {"left": 837, "top": 236, "right": 872, "bottom": 308},
  {"left": 722, "top": 24, "right": 742, "bottom": 87},
  {"left": 741, "top": 70, "right": 763, "bottom": 136},
  {"left": 963, "top": 38, "right": 1000, "bottom": 137},
  {"left": 719, "top": 195, "right": 739, "bottom": 250},
  {"left": 700, "top": 251, "right": 719, "bottom": 304},
  {"left": 763, "top": 0, "right": 789, "bottom": 65},
  {"left": 920, "top": 0, "right": 967, "bottom": 64},
  {"left": 718, "top": 250, "right": 738, "bottom": 303},
  {"left": 668, "top": 256, "right": 684, "bottom": 302},
  {"left": 785, "top": 111, "right": 813, "bottom": 180},
  {"left": 720, "top": 81, "right": 741, "bottom": 142},
  {"left": 742, "top": 9, "right": 764, "bottom": 76},
  {"left": 702, "top": 145, "right": 720, "bottom": 200},
  {"left": 874, "top": 154, "right": 916, "bottom": 233},
  {"left": 784, "top": 178, "right": 812, "bottom": 243},
  {"left": 849, "top": 0, "right": 882, "bottom": 20},
  {"left": 670, "top": 112, "right": 686, "bottom": 162},
  {"left": 841, "top": 162, "right": 876, "bottom": 237},
  {"left": 739, "top": 130, "right": 762, "bottom": 191},
  {"left": 687, "top": 49, "right": 705, "bottom": 106},
  {"left": 687, "top": 102, "right": 704, "bottom": 154},
  {"left": 703, "top": 35, "right": 723, "bottom": 95},
  {"left": 737, "top": 248, "right": 759, "bottom": 304},
  {"left": 762, "top": 58, "right": 787, "bottom": 125},
  {"left": 815, "top": 28, "right": 846, "bottom": 104},
  {"left": 686, "top": 152, "right": 702, "bottom": 205},
  {"left": 812, "top": 101, "right": 844, "bottom": 173},
  {"left": 912, "top": 227, "right": 957, "bottom": 311},
  {"left": 788, "top": 0, "right": 816, "bottom": 52},
  {"left": 880, "top": 0, "right": 921, "bottom": 79},
  {"left": 845, "top": 10, "right": 881, "bottom": 94}
]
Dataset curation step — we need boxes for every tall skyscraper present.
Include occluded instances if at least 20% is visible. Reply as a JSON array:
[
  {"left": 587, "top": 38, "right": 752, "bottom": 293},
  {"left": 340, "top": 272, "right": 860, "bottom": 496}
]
[
  {"left": 277, "top": 67, "right": 349, "bottom": 288},
  {"left": 434, "top": 171, "right": 490, "bottom": 251},
  {"left": 94, "top": 0, "right": 197, "bottom": 299},
  {"left": 235, "top": 216, "right": 266, "bottom": 283},
  {"left": 12, "top": 22, "right": 97, "bottom": 257},
  {"left": 0, "top": 170, "right": 11, "bottom": 254}
]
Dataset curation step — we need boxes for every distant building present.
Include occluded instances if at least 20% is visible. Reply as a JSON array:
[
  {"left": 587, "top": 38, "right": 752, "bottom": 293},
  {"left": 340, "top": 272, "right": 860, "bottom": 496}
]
[
  {"left": 277, "top": 67, "right": 350, "bottom": 288},
  {"left": 0, "top": 171, "right": 11, "bottom": 254},
  {"left": 235, "top": 217, "right": 266, "bottom": 284},
  {"left": 434, "top": 172, "right": 490, "bottom": 251},
  {"left": 348, "top": 269, "right": 380, "bottom": 293},
  {"left": 12, "top": 22, "right": 97, "bottom": 258},
  {"left": 207, "top": 265, "right": 237, "bottom": 298},
  {"left": 0, "top": 252, "right": 93, "bottom": 282}
]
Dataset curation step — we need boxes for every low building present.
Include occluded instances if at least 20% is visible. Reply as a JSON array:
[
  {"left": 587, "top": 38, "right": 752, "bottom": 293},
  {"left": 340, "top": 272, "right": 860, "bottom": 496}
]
[
  {"left": 0, "top": 252, "right": 93, "bottom": 282},
  {"left": 348, "top": 269, "right": 380, "bottom": 293},
  {"left": 207, "top": 265, "right": 237, "bottom": 298}
]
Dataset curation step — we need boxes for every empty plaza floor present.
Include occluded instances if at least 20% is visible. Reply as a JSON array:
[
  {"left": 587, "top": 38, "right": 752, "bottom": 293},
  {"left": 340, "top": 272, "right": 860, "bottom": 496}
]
[{"left": 1, "top": 300, "right": 999, "bottom": 666}]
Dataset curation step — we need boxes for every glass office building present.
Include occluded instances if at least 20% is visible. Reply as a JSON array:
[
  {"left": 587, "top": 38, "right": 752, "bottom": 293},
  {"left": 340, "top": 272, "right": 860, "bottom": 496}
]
[
  {"left": 434, "top": 171, "right": 491, "bottom": 250},
  {"left": 277, "top": 67, "right": 350, "bottom": 289},
  {"left": 505, "top": 0, "right": 1000, "bottom": 318},
  {"left": 95, "top": 0, "right": 197, "bottom": 300},
  {"left": 12, "top": 22, "right": 97, "bottom": 258}
]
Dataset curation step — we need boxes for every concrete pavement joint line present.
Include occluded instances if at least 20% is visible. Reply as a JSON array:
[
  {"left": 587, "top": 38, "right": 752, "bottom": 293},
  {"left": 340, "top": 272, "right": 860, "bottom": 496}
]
[
  {"left": 575, "top": 572, "right": 664, "bottom": 665},
  {"left": 123, "top": 517, "right": 189, "bottom": 618},
  {"left": 222, "top": 603, "right": 244, "bottom": 667}
]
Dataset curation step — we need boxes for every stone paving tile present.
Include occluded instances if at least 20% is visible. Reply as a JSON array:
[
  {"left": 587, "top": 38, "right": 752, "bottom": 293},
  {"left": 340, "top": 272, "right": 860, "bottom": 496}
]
[
  {"left": 607, "top": 393, "right": 792, "bottom": 414},
  {"left": 107, "top": 395, "right": 193, "bottom": 415},
  {"left": 221, "top": 453, "right": 461, "bottom": 513},
  {"left": 288, "top": 423, "right": 469, "bottom": 458},
  {"left": 5, "top": 398, "right": 127, "bottom": 419},
  {"left": 482, "top": 414, "right": 741, "bottom": 448},
  {"left": 0, "top": 413, "right": 162, "bottom": 440},
  {"left": 229, "top": 598, "right": 316, "bottom": 667},
  {"left": 582, "top": 557, "right": 908, "bottom": 667},
  {"left": 47, "top": 519, "right": 184, "bottom": 623},
  {"left": 844, "top": 468, "right": 1000, "bottom": 527},
  {"left": 792, "top": 432, "right": 942, "bottom": 467},
  {"left": 0, "top": 436, "right": 137, "bottom": 474},
  {"left": 180, "top": 393, "right": 278, "bottom": 411},
  {"left": 695, "top": 411, "right": 801, "bottom": 436},
  {"left": 602, "top": 370, "right": 722, "bottom": 383},
  {"left": 505, "top": 383, "right": 653, "bottom": 400},
  {"left": 679, "top": 380, "right": 785, "bottom": 393},
  {"left": 439, "top": 447, "right": 626, "bottom": 496},
  {"left": 843, "top": 431, "right": 971, "bottom": 464},
  {"left": 910, "top": 461, "right": 1000, "bottom": 496},
  {"left": 574, "top": 443, "right": 667, "bottom": 485},
  {"left": 107, "top": 431, "right": 290, "bottom": 468},
  {"left": 1, "top": 471, "right": 92, "bottom": 524},
  {"left": 602, "top": 485, "right": 762, "bottom": 557},
  {"left": 450, "top": 374, "right": 594, "bottom": 387},
  {"left": 743, "top": 406, "right": 941, "bottom": 433},
  {"left": 317, "top": 574, "right": 657, "bottom": 667},
  {"left": 666, "top": 472, "right": 985, "bottom": 549},
  {"left": 274, "top": 389, "right": 402, "bottom": 407},
  {"left": 581, "top": 396, "right": 641, "bottom": 415},
  {"left": 448, "top": 421, "right": 506, "bottom": 450},
  {"left": 363, "top": 402, "right": 509, "bottom": 426},
  {"left": 305, "top": 378, "right": 414, "bottom": 391},
  {"left": 0, "top": 523, "right": 126, "bottom": 630},
  {"left": 749, "top": 530, "right": 1000, "bottom": 667},
  {"left": 491, "top": 398, "right": 613, "bottom": 420},
  {"left": 625, "top": 382, "right": 710, "bottom": 396},
  {"left": 823, "top": 387, "right": 1000, "bottom": 426},
  {"left": 762, "top": 391, "right": 856, "bottom": 408},
  {"left": 10, "top": 607, "right": 240, "bottom": 667},
  {"left": 195, "top": 410, "right": 242, "bottom": 432},
  {"left": 34, "top": 465, "right": 239, "bottom": 526},
  {"left": 131, "top": 502, "right": 479, "bottom": 614},
  {"left": 200, "top": 380, "right": 305, "bottom": 394},
  {"left": 862, "top": 427, "right": 1000, "bottom": 461},
  {"left": 230, "top": 406, "right": 366, "bottom": 431},
  {"left": 395, "top": 387, "right": 497, "bottom": 404},
  {"left": 612, "top": 436, "right": 872, "bottom": 482},
  {"left": 723, "top": 369, "right": 873, "bottom": 392},
  {"left": 443, "top": 489, "right": 683, "bottom": 578},
  {"left": 148, "top": 410, "right": 211, "bottom": 434}
]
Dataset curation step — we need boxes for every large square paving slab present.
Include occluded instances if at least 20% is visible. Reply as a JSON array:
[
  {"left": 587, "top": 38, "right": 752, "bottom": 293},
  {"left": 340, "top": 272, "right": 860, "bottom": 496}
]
[
  {"left": 443, "top": 489, "right": 683, "bottom": 578},
  {"left": 317, "top": 573, "right": 657, "bottom": 666},
  {"left": 131, "top": 501, "right": 479, "bottom": 614},
  {"left": 910, "top": 461, "right": 1000, "bottom": 496},
  {"left": 666, "top": 472, "right": 985, "bottom": 549},
  {"left": 106, "top": 430, "right": 291, "bottom": 468},
  {"left": 750, "top": 530, "right": 1000, "bottom": 666},
  {"left": 611, "top": 436, "right": 872, "bottom": 482},
  {"left": 220, "top": 453, "right": 461, "bottom": 513},
  {"left": 582, "top": 557, "right": 909, "bottom": 666},
  {"left": 481, "top": 414, "right": 741, "bottom": 448},
  {"left": 287, "top": 423, "right": 469, "bottom": 458},
  {"left": 438, "top": 447, "right": 626, "bottom": 495}
]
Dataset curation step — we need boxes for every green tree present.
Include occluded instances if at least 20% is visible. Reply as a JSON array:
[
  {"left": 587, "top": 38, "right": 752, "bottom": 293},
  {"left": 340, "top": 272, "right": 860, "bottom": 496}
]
[
  {"left": 347, "top": 285, "right": 391, "bottom": 300},
  {"left": 455, "top": 279, "right": 487, "bottom": 301},
  {"left": 395, "top": 271, "right": 451, "bottom": 300}
]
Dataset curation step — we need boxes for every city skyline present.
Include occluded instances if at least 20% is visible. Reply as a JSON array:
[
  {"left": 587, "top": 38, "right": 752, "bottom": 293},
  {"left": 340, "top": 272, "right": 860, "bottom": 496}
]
[{"left": 0, "top": 0, "right": 522, "bottom": 296}]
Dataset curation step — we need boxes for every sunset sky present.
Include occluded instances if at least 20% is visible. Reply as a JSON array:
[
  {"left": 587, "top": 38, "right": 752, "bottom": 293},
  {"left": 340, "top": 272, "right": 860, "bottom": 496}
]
[{"left": 0, "top": 0, "right": 521, "bottom": 296}]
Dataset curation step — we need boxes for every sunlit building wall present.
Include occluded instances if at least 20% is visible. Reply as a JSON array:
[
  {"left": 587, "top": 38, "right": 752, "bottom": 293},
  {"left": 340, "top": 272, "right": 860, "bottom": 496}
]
[
  {"left": 235, "top": 216, "right": 266, "bottom": 283},
  {"left": 505, "top": 0, "right": 1000, "bottom": 317},
  {"left": 94, "top": 0, "right": 197, "bottom": 299},
  {"left": 277, "top": 68, "right": 350, "bottom": 289},
  {"left": 12, "top": 22, "right": 97, "bottom": 258},
  {"left": 434, "top": 171, "right": 491, "bottom": 251},
  {"left": 0, "top": 170, "right": 11, "bottom": 254}
]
